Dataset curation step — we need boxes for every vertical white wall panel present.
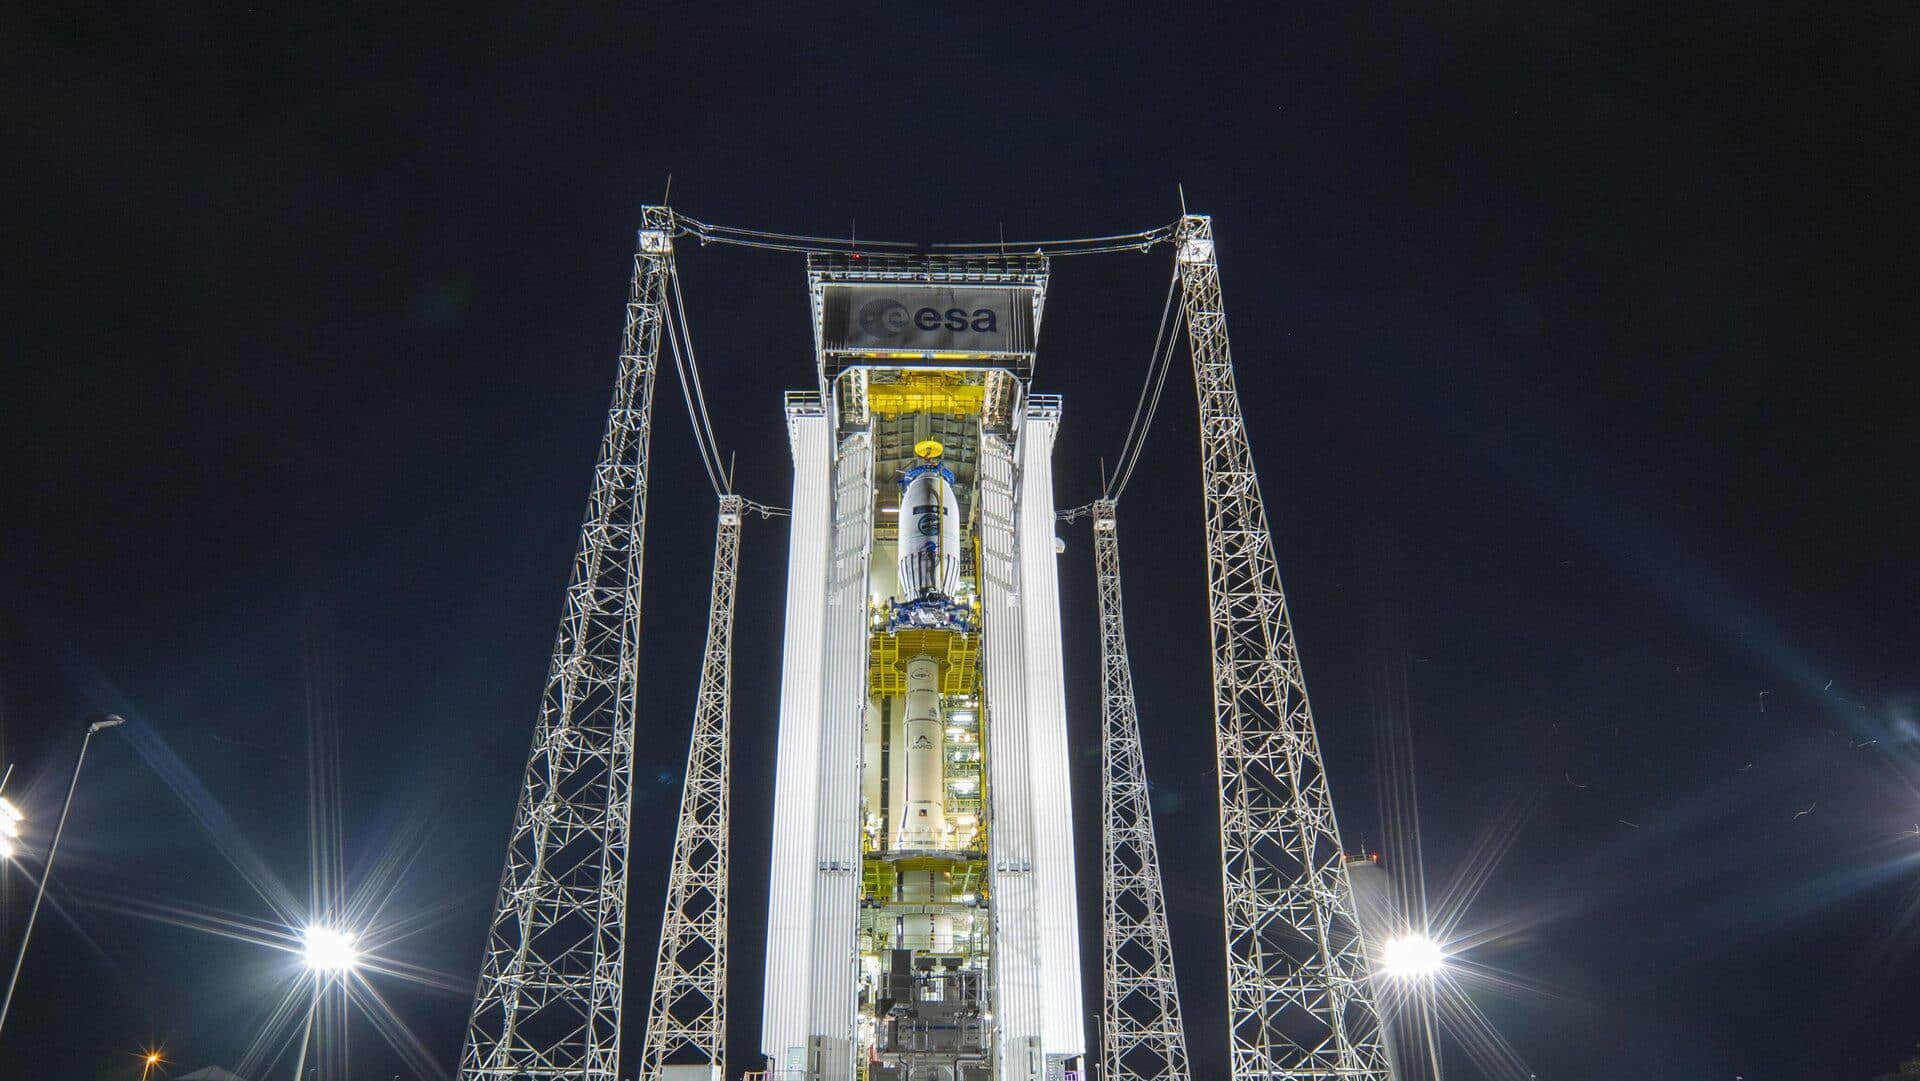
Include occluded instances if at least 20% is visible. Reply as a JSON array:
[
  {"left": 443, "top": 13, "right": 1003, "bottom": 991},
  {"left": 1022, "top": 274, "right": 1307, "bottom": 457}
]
[
  {"left": 861, "top": 701, "right": 882, "bottom": 824},
  {"left": 1016, "top": 410, "right": 1088, "bottom": 1059},
  {"left": 805, "top": 428, "right": 874, "bottom": 1078},
  {"left": 979, "top": 426, "right": 1046, "bottom": 1081},
  {"left": 762, "top": 411, "right": 831, "bottom": 1070}
]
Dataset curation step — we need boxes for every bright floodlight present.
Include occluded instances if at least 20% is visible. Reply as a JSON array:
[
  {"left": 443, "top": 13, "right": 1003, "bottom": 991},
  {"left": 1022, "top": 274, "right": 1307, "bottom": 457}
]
[
  {"left": 0, "top": 797, "right": 22, "bottom": 860},
  {"left": 1381, "top": 932, "right": 1446, "bottom": 979},
  {"left": 302, "top": 925, "right": 360, "bottom": 973}
]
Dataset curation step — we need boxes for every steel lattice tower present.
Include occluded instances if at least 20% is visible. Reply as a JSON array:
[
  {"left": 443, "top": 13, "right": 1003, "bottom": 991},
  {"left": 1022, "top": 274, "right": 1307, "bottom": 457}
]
[
  {"left": 639, "top": 495, "right": 742, "bottom": 1081},
  {"left": 1093, "top": 500, "right": 1194, "bottom": 1081},
  {"left": 460, "top": 206, "right": 674, "bottom": 1081},
  {"left": 1175, "top": 214, "right": 1391, "bottom": 1080}
]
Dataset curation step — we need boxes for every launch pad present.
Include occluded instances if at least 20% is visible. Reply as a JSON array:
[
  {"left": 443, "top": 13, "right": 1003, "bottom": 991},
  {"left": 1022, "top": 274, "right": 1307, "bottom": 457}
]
[{"left": 456, "top": 209, "right": 1392, "bottom": 1081}]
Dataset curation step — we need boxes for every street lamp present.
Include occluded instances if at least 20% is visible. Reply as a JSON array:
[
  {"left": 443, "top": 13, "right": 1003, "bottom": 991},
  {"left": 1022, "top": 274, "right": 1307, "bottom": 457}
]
[
  {"left": 141, "top": 1050, "right": 165, "bottom": 1081},
  {"left": 0, "top": 713, "right": 126, "bottom": 1038}
]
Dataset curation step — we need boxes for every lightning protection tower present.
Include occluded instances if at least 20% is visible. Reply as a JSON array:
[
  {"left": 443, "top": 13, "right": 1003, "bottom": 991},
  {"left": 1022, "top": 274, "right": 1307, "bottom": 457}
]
[
  {"left": 458, "top": 207, "right": 1392, "bottom": 1081},
  {"left": 459, "top": 207, "right": 674, "bottom": 1081},
  {"left": 639, "top": 494, "right": 743, "bottom": 1081},
  {"left": 1176, "top": 213, "right": 1390, "bottom": 1078},
  {"left": 1093, "top": 499, "right": 1193, "bottom": 1081}
]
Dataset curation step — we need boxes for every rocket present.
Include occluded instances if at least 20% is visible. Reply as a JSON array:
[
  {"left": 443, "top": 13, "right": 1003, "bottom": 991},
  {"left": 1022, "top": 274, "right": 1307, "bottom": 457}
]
[{"left": 898, "top": 439, "right": 961, "bottom": 602}]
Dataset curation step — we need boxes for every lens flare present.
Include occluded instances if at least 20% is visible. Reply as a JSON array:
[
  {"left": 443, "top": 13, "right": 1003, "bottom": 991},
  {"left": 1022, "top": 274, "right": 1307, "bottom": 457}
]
[
  {"left": 1381, "top": 932, "right": 1446, "bottom": 978},
  {"left": 0, "top": 796, "right": 23, "bottom": 860},
  {"left": 301, "top": 925, "right": 360, "bottom": 973}
]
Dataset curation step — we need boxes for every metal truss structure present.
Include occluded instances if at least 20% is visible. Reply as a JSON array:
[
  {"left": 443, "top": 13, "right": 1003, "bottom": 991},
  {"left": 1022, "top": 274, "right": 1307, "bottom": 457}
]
[
  {"left": 640, "top": 494, "right": 743, "bottom": 1081},
  {"left": 1175, "top": 214, "right": 1391, "bottom": 1080},
  {"left": 1093, "top": 500, "right": 1193, "bottom": 1081},
  {"left": 460, "top": 206, "right": 674, "bottom": 1081},
  {"left": 456, "top": 206, "right": 1392, "bottom": 1081}
]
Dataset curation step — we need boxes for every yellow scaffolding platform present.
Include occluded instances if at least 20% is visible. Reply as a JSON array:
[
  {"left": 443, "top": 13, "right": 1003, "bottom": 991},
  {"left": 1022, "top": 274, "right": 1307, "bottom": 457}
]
[
  {"left": 867, "top": 371, "right": 985, "bottom": 417},
  {"left": 869, "top": 628, "right": 978, "bottom": 696}
]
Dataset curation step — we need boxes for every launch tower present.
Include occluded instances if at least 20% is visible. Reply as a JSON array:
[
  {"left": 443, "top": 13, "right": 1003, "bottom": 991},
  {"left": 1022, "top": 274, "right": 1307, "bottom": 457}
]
[
  {"left": 762, "top": 255, "right": 1081, "bottom": 1081},
  {"left": 458, "top": 210, "right": 1391, "bottom": 1081}
]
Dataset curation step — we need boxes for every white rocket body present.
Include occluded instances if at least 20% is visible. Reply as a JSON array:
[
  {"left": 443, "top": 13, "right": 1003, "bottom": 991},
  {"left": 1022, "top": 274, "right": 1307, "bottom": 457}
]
[
  {"left": 896, "top": 653, "right": 955, "bottom": 952},
  {"left": 897, "top": 654, "right": 946, "bottom": 848},
  {"left": 897, "top": 466, "right": 961, "bottom": 600}
]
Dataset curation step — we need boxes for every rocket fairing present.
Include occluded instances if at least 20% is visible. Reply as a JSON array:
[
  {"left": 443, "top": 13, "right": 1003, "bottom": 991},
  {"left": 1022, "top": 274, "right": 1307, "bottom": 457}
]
[
  {"left": 897, "top": 455, "right": 961, "bottom": 602},
  {"left": 763, "top": 260, "right": 1082, "bottom": 1081}
]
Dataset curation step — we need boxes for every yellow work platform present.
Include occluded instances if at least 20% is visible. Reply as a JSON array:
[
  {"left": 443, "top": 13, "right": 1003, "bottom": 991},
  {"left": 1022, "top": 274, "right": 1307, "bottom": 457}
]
[
  {"left": 861, "top": 856, "right": 990, "bottom": 906},
  {"left": 869, "top": 629, "right": 979, "bottom": 695},
  {"left": 867, "top": 372, "right": 985, "bottom": 417}
]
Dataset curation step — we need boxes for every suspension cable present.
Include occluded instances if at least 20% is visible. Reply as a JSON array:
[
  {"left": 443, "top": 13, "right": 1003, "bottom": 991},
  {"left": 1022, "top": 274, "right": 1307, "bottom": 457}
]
[
  {"left": 664, "top": 312, "right": 722, "bottom": 494},
  {"left": 669, "top": 262, "right": 728, "bottom": 487},
  {"left": 673, "top": 212, "right": 1178, "bottom": 258},
  {"left": 1103, "top": 264, "right": 1185, "bottom": 501},
  {"left": 662, "top": 264, "right": 726, "bottom": 495},
  {"left": 661, "top": 256, "right": 792, "bottom": 512},
  {"left": 674, "top": 214, "right": 918, "bottom": 252},
  {"left": 1110, "top": 269, "right": 1180, "bottom": 492},
  {"left": 930, "top": 223, "right": 1179, "bottom": 254},
  {"left": 661, "top": 210, "right": 1184, "bottom": 512},
  {"left": 1112, "top": 306, "right": 1183, "bottom": 500}
]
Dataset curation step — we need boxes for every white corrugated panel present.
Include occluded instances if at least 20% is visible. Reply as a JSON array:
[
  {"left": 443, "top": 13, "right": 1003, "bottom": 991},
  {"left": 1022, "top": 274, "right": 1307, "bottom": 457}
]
[
  {"left": 806, "top": 428, "right": 875, "bottom": 1076},
  {"left": 1016, "top": 411, "right": 1087, "bottom": 1058},
  {"left": 761, "top": 411, "right": 831, "bottom": 1070},
  {"left": 979, "top": 426, "right": 1046, "bottom": 1080}
]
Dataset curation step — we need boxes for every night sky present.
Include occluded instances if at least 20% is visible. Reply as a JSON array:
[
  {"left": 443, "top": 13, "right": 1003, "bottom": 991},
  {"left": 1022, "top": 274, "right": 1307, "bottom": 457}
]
[{"left": 5, "top": 5, "right": 1917, "bottom": 1079}]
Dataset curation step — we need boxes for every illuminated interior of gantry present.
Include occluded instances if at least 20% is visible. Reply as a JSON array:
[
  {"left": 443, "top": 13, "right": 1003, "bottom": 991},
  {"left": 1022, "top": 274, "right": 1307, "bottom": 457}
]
[{"left": 761, "top": 256, "right": 1084, "bottom": 1081}]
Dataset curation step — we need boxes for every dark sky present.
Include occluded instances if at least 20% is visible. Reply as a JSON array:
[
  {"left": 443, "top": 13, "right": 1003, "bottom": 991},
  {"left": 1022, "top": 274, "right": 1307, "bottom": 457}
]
[{"left": 4, "top": 4, "right": 1917, "bottom": 1079}]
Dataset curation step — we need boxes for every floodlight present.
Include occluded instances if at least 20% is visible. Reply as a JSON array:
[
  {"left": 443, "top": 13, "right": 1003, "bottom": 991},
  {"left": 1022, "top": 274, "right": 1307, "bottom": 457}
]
[
  {"left": 0, "top": 797, "right": 22, "bottom": 860},
  {"left": 1380, "top": 932, "right": 1446, "bottom": 979},
  {"left": 302, "top": 925, "right": 360, "bottom": 973}
]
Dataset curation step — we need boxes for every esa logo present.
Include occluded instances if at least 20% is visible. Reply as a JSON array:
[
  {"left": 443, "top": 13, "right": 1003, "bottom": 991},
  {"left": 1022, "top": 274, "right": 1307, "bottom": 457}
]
[
  {"left": 912, "top": 305, "right": 998, "bottom": 332},
  {"left": 912, "top": 503, "right": 940, "bottom": 537},
  {"left": 857, "top": 296, "right": 998, "bottom": 340},
  {"left": 857, "top": 298, "right": 912, "bottom": 338}
]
